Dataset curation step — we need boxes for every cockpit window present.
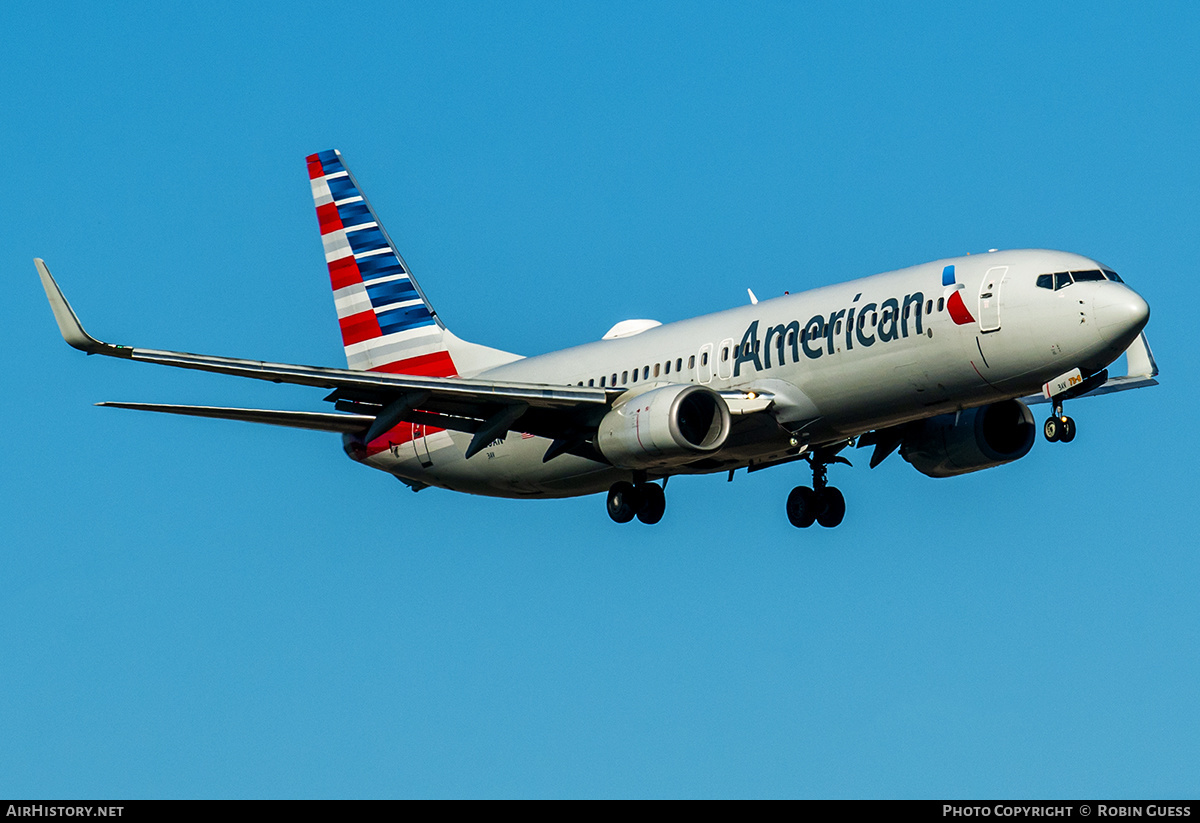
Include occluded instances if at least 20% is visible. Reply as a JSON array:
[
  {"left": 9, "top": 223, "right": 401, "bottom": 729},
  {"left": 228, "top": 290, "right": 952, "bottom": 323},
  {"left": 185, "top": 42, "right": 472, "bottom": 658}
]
[
  {"left": 1103, "top": 269, "right": 1123, "bottom": 283},
  {"left": 1039, "top": 271, "right": 1089, "bottom": 291}
]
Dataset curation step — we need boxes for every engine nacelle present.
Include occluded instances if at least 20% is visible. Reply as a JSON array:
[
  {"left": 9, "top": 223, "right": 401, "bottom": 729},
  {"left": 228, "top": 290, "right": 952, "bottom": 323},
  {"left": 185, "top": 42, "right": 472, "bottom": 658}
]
[
  {"left": 595, "top": 384, "right": 731, "bottom": 470},
  {"left": 900, "top": 399, "right": 1036, "bottom": 478}
]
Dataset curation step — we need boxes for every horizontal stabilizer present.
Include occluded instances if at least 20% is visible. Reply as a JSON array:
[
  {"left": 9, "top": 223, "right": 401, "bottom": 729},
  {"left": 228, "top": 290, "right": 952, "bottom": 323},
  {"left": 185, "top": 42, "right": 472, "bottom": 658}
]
[{"left": 97, "top": 403, "right": 375, "bottom": 433}]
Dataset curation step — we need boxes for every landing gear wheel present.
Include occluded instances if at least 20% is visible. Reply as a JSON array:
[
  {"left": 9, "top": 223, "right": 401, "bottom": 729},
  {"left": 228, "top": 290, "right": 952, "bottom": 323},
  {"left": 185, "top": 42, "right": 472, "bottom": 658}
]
[
  {"left": 786, "top": 486, "right": 818, "bottom": 528},
  {"left": 636, "top": 483, "right": 666, "bottom": 525},
  {"left": 1060, "top": 416, "right": 1076, "bottom": 443},
  {"left": 786, "top": 445, "right": 852, "bottom": 529},
  {"left": 1043, "top": 416, "right": 1061, "bottom": 442},
  {"left": 606, "top": 481, "right": 638, "bottom": 524},
  {"left": 816, "top": 487, "right": 846, "bottom": 528}
]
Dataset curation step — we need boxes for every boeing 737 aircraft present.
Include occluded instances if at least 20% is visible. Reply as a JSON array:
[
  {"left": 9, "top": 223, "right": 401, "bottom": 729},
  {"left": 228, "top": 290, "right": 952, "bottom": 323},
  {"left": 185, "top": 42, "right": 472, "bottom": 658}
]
[{"left": 37, "top": 149, "right": 1158, "bottom": 528}]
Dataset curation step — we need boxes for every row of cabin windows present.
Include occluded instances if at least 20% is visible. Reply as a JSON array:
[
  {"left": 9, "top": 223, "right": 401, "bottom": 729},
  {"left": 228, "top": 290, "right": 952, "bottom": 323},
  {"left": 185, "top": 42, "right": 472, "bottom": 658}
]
[
  {"left": 575, "top": 268, "right": 1131, "bottom": 388},
  {"left": 578, "top": 354, "right": 705, "bottom": 387},
  {"left": 1036, "top": 269, "right": 1123, "bottom": 291},
  {"left": 573, "top": 297, "right": 957, "bottom": 387}
]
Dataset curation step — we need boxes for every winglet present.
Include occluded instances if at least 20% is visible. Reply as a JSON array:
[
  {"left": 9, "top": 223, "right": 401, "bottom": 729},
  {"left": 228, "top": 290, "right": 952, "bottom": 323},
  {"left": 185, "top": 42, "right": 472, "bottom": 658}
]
[
  {"left": 34, "top": 259, "right": 126, "bottom": 356},
  {"left": 1124, "top": 332, "right": 1158, "bottom": 379}
]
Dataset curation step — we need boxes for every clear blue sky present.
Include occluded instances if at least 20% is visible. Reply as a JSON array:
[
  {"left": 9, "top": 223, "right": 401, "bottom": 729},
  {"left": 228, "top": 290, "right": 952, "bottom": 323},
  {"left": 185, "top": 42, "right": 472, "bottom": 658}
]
[{"left": 3, "top": 1, "right": 1196, "bottom": 798}]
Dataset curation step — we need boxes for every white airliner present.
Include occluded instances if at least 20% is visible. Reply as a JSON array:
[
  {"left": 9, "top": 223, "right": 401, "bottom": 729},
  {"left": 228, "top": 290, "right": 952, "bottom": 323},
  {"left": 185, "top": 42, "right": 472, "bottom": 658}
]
[{"left": 37, "top": 149, "right": 1158, "bottom": 527}]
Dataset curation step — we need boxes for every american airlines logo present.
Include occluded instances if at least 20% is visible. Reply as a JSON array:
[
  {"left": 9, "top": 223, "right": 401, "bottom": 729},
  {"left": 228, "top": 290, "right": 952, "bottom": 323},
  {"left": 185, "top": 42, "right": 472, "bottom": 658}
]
[
  {"left": 942, "top": 264, "right": 976, "bottom": 326},
  {"left": 733, "top": 290, "right": 927, "bottom": 376},
  {"left": 731, "top": 265, "right": 976, "bottom": 376}
]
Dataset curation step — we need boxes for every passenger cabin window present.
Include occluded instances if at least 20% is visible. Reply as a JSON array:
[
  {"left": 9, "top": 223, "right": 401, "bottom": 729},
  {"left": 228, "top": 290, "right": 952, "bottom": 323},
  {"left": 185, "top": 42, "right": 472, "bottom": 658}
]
[
  {"left": 936, "top": 299, "right": 943, "bottom": 312},
  {"left": 600, "top": 376, "right": 606, "bottom": 387},
  {"left": 722, "top": 347, "right": 729, "bottom": 361},
  {"left": 611, "top": 373, "right": 617, "bottom": 385},
  {"left": 689, "top": 355, "right": 696, "bottom": 369},
  {"left": 588, "top": 379, "right": 594, "bottom": 386},
  {"left": 643, "top": 366, "right": 650, "bottom": 380},
  {"left": 653, "top": 364, "right": 660, "bottom": 378},
  {"left": 626, "top": 370, "right": 633, "bottom": 383},
  {"left": 676, "top": 358, "right": 683, "bottom": 372},
  {"left": 701, "top": 352, "right": 708, "bottom": 366}
]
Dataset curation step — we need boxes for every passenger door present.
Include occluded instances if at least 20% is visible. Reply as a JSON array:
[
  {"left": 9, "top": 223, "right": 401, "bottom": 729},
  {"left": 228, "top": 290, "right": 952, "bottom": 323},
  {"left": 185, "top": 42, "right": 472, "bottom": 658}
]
[{"left": 978, "top": 266, "right": 1008, "bottom": 333}]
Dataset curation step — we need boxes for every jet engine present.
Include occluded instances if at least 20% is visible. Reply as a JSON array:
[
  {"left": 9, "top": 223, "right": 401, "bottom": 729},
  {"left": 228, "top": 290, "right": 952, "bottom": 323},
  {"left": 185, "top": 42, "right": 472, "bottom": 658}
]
[
  {"left": 595, "top": 384, "right": 731, "bottom": 470},
  {"left": 900, "top": 399, "right": 1036, "bottom": 478}
]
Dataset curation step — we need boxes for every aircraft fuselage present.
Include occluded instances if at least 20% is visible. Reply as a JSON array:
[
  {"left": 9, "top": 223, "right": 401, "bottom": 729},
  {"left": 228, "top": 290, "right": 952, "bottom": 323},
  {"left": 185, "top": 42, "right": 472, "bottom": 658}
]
[{"left": 361, "top": 248, "right": 1149, "bottom": 498}]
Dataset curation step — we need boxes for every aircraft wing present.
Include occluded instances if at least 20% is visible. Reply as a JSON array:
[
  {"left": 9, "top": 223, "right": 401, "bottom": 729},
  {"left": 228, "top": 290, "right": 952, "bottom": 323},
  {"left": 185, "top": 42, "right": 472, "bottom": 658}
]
[
  {"left": 1019, "top": 331, "right": 1159, "bottom": 406},
  {"left": 38, "top": 259, "right": 617, "bottom": 456}
]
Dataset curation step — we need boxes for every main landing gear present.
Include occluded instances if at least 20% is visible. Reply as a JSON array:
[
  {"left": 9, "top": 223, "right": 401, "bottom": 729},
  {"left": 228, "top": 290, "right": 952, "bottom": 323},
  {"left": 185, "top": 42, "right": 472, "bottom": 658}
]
[
  {"left": 1043, "top": 400, "right": 1076, "bottom": 443},
  {"left": 606, "top": 478, "right": 667, "bottom": 525},
  {"left": 786, "top": 449, "right": 849, "bottom": 529}
]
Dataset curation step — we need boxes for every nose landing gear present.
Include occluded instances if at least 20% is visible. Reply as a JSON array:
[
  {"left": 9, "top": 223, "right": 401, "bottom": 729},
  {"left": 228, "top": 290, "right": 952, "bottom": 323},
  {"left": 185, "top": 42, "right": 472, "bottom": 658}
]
[
  {"left": 1043, "top": 401, "right": 1076, "bottom": 443},
  {"left": 786, "top": 449, "right": 849, "bottom": 529},
  {"left": 1042, "top": 368, "right": 1110, "bottom": 444}
]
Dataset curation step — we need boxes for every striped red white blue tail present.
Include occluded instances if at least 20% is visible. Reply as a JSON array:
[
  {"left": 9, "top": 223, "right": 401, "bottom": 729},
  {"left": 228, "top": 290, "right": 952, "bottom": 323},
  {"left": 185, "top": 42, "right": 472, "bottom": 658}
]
[{"left": 307, "top": 149, "right": 519, "bottom": 376}]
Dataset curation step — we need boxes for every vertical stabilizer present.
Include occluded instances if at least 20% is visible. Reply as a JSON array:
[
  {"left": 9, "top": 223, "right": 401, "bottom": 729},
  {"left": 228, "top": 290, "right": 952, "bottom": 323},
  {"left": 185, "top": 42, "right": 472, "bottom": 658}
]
[{"left": 306, "top": 149, "right": 519, "bottom": 376}]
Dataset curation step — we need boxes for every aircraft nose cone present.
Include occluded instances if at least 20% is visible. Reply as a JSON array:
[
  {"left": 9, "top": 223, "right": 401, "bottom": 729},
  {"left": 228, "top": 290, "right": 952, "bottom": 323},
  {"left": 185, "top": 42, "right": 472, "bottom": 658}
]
[{"left": 1094, "top": 287, "right": 1150, "bottom": 337}]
